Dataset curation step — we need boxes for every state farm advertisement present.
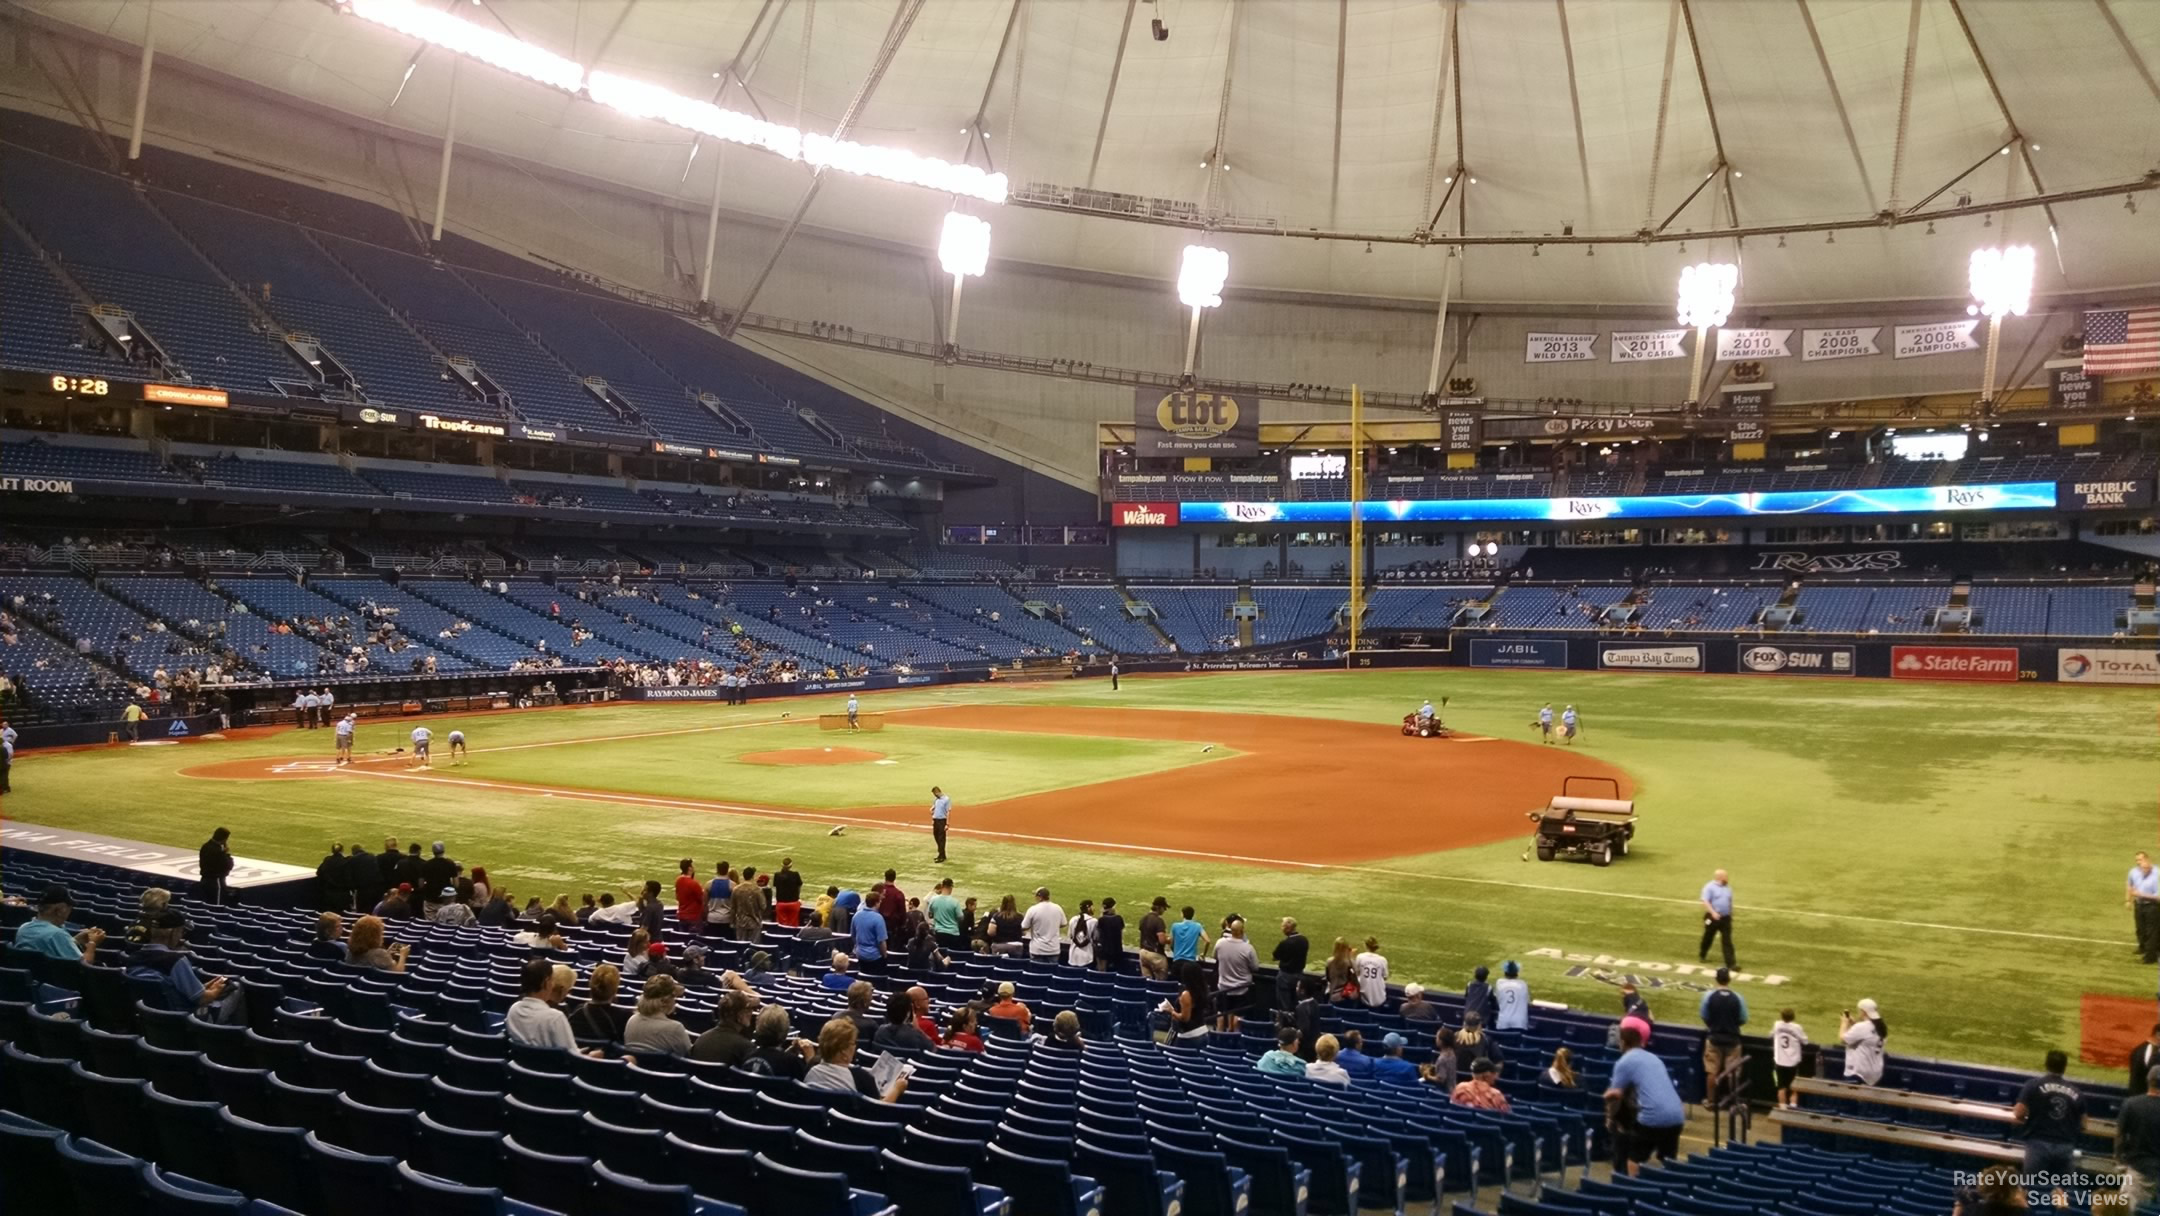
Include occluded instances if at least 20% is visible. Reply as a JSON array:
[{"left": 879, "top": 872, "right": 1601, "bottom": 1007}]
[
  {"left": 1111, "top": 502, "right": 1180, "bottom": 527},
  {"left": 1890, "top": 645, "right": 2020, "bottom": 683}
]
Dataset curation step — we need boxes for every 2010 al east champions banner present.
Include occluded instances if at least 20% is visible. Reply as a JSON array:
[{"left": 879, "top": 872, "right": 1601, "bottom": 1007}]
[{"left": 1133, "top": 388, "right": 1259, "bottom": 456}]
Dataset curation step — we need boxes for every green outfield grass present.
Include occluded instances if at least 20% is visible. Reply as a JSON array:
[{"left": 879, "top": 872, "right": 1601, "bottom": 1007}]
[{"left": 9, "top": 669, "right": 2153, "bottom": 1078}]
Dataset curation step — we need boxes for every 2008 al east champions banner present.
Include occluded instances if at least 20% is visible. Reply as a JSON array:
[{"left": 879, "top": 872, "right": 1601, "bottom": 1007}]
[{"left": 1133, "top": 388, "right": 1258, "bottom": 456}]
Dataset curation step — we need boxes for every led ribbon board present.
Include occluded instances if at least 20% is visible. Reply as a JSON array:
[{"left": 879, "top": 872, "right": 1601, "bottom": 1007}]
[{"left": 1176, "top": 482, "right": 2060, "bottom": 524}]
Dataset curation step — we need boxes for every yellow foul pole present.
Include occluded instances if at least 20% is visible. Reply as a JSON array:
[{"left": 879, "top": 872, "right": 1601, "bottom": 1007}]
[{"left": 1348, "top": 383, "right": 1365, "bottom": 654}]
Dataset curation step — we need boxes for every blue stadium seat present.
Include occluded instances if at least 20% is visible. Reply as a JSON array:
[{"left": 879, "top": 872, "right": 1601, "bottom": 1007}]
[
  {"left": 302, "top": 1129, "right": 403, "bottom": 1216},
  {"left": 142, "top": 1164, "right": 255, "bottom": 1214},
  {"left": 217, "top": 1108, "right": 318, "bottom": 1213},
  {"left": 145, "top": 1082, "right": 233, "bottom": 1186},
  {"left": 749, "top": 1151, "right": 896, "bottom": 1216},
  {"left": 56, "top": 1133, "right": 148, "bottom": 1211},
  {"left": 1073, "top": 1142, "right": 1186, "bottom": 1216},
  {"left": 878, "top": 1149, "right": 1010, "bottom": 1216},
  {"left": 0, "top": 1111, "right": 73, "bottom": 1216},
  {"left": 593, "top": 1158, "right": 750, "bottom": 1216},
  {"left": 70, "top": 1061, "right": 153, "bottom": 1156},
  {"left": 503, "top": 1134, "right": 596, "bottom": 1215}
]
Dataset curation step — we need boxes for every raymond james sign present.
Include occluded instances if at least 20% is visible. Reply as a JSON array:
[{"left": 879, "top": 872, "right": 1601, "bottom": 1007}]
[{"left": 1134, "top": 388, "right": 1257, "bottom": 456}]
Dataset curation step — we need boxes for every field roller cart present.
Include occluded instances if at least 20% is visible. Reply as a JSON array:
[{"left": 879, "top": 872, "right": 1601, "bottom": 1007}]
[{"left": 1526, "top": 776, "right": 1636, "bottom": 866}]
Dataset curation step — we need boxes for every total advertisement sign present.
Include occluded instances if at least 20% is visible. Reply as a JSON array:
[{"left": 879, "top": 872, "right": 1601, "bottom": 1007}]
[
  {"left": 1111, "top": 502, "right": 1180, "bottom": 527},
  {"left": 2058, "top": 649, "right": 2160, "bottom": 686},
  {"left": 1890, "top": 645, "right": 2020, "bottom": 683},
  {"left": 1599, "top": 643, "right": 1704, "bottom": 671},
  {"left": 1737, "top": 643, "right": 1854, "bottom": 676}
]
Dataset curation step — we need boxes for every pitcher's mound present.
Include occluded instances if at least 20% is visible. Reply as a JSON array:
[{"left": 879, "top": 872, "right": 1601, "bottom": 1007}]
[{"left": 740, "top": 747, "right": 887, "bottom": 767}]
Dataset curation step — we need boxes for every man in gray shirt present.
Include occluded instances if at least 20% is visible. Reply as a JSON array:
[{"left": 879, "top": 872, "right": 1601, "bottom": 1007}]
[
  {"left": 1213, "top": 918, "right": 1259, "bottom": 1031},
  {"left": 505, "top": 959, "right": 577, "bottom": 1051}
]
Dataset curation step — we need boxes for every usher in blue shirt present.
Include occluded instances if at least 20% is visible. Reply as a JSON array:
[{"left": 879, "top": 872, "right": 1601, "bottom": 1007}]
[{"left": 1701, "top": 881, "right": 1733, "bottom": 918}]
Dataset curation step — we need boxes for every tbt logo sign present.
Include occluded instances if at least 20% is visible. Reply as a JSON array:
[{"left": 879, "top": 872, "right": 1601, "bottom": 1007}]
[{"left": 1133, "top": 388, "right": 1257, "bottom": 455}]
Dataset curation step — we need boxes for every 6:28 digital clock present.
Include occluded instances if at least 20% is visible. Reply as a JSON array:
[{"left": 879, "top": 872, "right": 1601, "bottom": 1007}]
[{"left": 49, "top": 375, "right": 111, "bottom": 395}]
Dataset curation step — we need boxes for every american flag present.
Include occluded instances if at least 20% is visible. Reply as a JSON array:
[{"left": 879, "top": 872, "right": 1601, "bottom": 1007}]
[{"left": 2084, "top": 307, "right": 2160, "bottom": 375}]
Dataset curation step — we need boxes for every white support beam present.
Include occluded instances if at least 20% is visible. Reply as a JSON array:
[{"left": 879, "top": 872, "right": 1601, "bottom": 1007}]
[
  {"left": 127, "top": 8, "right": 155, "bottom": 162},
  {"left": 430, "top": 58, "right": 461, "bottom": 243}
]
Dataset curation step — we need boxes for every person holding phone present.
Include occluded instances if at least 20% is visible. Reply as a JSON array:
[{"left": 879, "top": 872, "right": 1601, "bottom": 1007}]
[{"left": 127, "top": 909, "right": 246, "bottom": 1024}]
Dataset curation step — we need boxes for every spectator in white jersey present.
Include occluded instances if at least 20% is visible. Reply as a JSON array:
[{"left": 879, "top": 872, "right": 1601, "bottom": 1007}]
[
  {"left": 1772, "top": 1008, "right": 1809, "bottom": 1108},
  {"left": 1353, "top": 937, "right": 1390, "bottom": 1007},
  {"left": 1494, "top": 960, "right": 1531, "bottom": 1030}
]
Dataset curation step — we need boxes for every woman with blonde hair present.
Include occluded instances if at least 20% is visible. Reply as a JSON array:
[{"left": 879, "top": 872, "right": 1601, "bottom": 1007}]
[
  {"left": 1324, "top": 938, "right": 1355, "bottom": 1003},
  {"left": 345, "top": 915, "right": 408, "bottom": 972},
  {"left": 622, "top": 929, "right": 652, "bottom": 978},
  {"left": 549, "top": 894, "right": 575, "bottom": 922},
  {"left": 1307, "top": 1034, "right": 1351, "bottom": 1086},
  {"left": 623, "top": 973, "right": 692, "bottom": 1056},
  {"left": 569, "top": 963, "right": 629, "bottom": 1041},
  {"left": 1544, "top": 1046, "right": 1578, "bottom": 1088},
  {"left": 804, "top": 1018, "right": 907, "bottom": 1102}
]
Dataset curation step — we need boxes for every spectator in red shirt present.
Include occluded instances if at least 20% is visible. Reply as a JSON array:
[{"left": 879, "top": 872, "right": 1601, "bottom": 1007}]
[
  {"left": 877, "top": 870, "right": 909, "bottom": 947},
  {"left": 944, "top": 1006, "right": 985, "bottom": 1052},
  {"left": 673, "top": 859, "right": 706, "bottom": 925},
  {"left": 908, "top": 986, "right": 941, "bottom": 1044}
]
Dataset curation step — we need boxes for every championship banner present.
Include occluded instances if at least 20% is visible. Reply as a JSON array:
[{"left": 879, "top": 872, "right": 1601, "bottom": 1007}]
[
  {"left": 1609, "top": 329, "right": 1690, "bottom": 363},
  {"left": 2047, "top": 360, "right": 2101, "bottom": 410},
  {"left": 1893, "top": 321, "right": 1980, "bottom": 359},
  {"left": 1526, "top": 333, "right": 1598, "bottom": 363},
  {"left": 1801, "top": 327, "right": 1881, "bottom": 362},
  {"left": 2058, "top": 649, "right": 2160, "bottom": 686},
  {"left": 1716, "top": 329, "right": 1792, "bottom": 361},
  {"left": 1134, "top": 388, "right": 1257, "bottom": 456}
]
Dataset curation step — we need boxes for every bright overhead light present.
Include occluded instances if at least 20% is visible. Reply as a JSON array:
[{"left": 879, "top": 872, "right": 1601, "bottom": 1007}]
[
  {"left": 350, "top": 0, "right": 584, "bottom": 91},
  {"left": 937, "top": 212, "right": 990, "bottom": 279},
  {"left": 351, "top": 0, "right": 1007, "bottom": 204},
  {"left": 1676, "top": 262, "right": 1739, "bottom": 329},
  {"left": 1967, "top": 245, "right": 2034, "bottom": 319},
  {"left": 1178, "top": 245, "right": 1229, "bottom": 309}
]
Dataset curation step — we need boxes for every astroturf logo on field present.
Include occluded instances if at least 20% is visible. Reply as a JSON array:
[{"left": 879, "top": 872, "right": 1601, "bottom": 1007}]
[{"left": 1527, "top": 947, "right": 1792, "bottom": 988}]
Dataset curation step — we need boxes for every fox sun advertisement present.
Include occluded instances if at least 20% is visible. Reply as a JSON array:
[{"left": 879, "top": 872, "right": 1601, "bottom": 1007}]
[{"left": 1737, "top": 643, "right": 1854, "bottom": 677}]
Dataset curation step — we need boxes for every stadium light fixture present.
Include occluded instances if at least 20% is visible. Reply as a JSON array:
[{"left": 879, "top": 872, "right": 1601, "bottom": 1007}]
[
  {"left": 1967, "top": 245, "right": 2034, "bottom": 407},
  {"left": 1177, "top": 245, "right": 1229, "bottom": 379},
  {"left": 1967, "top": 245, "right": 2034, "bottom": 320},
  {"left": 347, "top": 0, "right": 1008, "bottom": 204},
  {"left": 349, "top": 0, "right": 583, "bottom": 92},
  {"left": 1676, "top": 262, "right": 1738, "bottom": 405},
  {"left": 937, "top": 213, "right": 991, "bottom": 352}
]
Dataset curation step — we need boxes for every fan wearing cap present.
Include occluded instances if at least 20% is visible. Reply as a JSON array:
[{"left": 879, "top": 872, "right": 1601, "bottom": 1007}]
[
  {"left": 127, "top": 908, "right": 245, "bottom": 1024},
  {"left": 1840, "top": 998, "right": 1889, "bottom": 1086},
  {"left": 17, "top": 885, "right": 104, "bottom": 962},
  {"left": 1494, "top": 960, "right": 1531, "bottom": 1031},
  {"left": 1372, "top": 1032, "right": 1421, "bottom": 1084},
  {"left": 1399, "top": 983, "right": 1439, "bottom": 1021},
  {"left": 1451, "top": 1058, "right": 1513, "bottom": 1112},
  {"left": 987, "top": 981, "right": 1034, "bottom": 1035}
]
